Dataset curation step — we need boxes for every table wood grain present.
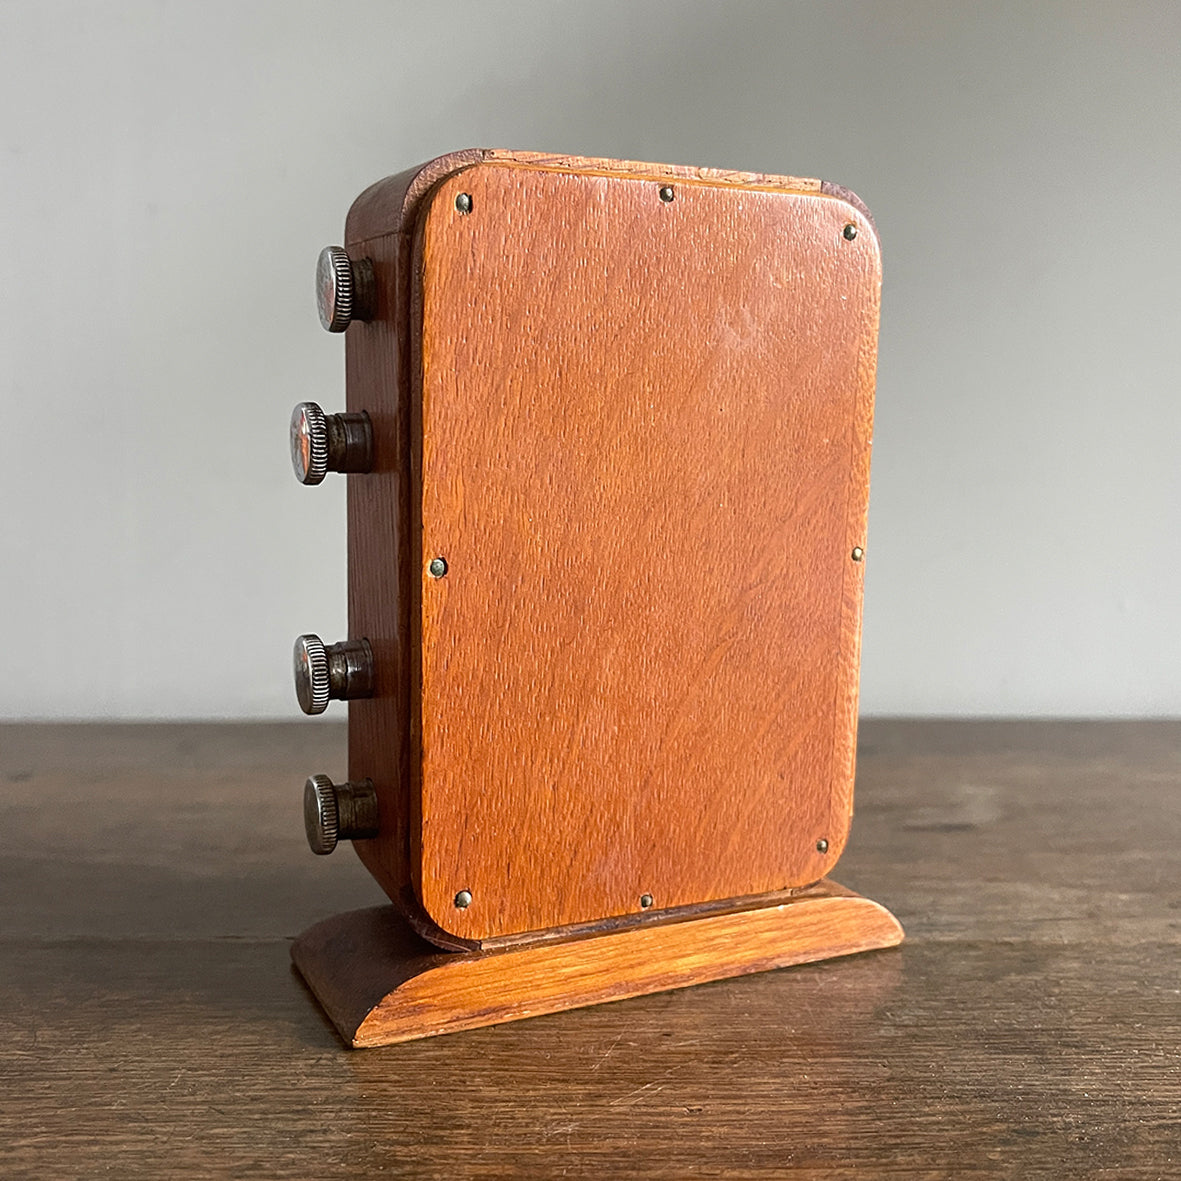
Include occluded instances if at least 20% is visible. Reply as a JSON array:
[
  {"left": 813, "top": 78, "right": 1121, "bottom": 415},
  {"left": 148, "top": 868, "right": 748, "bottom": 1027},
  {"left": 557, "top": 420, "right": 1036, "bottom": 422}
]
[{"left": 1, "top": 720, "right": 1178, "bottom": 1177}]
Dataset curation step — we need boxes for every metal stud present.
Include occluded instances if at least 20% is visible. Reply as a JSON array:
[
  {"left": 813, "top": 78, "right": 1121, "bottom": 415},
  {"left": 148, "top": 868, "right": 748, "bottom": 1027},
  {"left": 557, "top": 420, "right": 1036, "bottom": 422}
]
[
  {"left": 843, "top": 223, "right": 858, "bottom": 241},
  {"left": 454, "top": 890, "right": 473, "bottom": 909},
  {"left": 640, "top": 893, "right": 654, "bottom": 909},
  {"left": 816, "top": 838, "right": 829, "bottom": 854},
  {"left": 851, "top": 547, "right": 864, "bottom": 562},
  {"left": 658, "top": 186, "right": 675, "bottom": 203},
  {"left": 455, "top": 193, "right": 473, "bottom": 214},
  {"left": 428, "top": 557, "right": 448, "bottom": 578}
]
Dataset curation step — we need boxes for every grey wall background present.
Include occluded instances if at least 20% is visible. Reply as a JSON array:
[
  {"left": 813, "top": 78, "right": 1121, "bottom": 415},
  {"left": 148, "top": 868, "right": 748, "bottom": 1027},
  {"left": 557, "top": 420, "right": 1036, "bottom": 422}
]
[{"left": 2, "top": 1, "right": 1178, "bottom": 720}]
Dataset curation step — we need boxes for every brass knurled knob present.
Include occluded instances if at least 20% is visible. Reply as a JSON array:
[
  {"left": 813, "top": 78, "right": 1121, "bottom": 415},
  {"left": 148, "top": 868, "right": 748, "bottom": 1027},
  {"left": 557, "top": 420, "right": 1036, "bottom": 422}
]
[
  {"left": 289, "top": 402, "right": 374, "bottom": 485},
  {"left": 304, "top": 775, "right": 379, "bottom": 855},
  {"left": 316, "top": 246, "right": 376, "bottom": 332},
  {"left": 293, "top": 634, "right": 375, "bottom": 715}
]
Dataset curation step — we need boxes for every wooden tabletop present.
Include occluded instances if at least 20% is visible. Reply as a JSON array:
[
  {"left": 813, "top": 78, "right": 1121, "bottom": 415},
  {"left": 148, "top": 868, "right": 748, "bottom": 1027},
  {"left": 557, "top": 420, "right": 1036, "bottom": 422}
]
[{"left": 1, "top": 720, "right": 1177, "bottom": 1177}]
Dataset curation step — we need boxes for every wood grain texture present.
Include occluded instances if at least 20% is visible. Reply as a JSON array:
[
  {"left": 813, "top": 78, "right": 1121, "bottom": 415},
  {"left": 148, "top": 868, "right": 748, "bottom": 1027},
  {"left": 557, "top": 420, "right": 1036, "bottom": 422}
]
[
  {"left": 292, "top": 880, "right": 902, "bottom": 1047},
  {"left": 413, "top": 161, "right": 880, "bottom": 940},
  {"left": 342, "top": 149, "right": 825, "bottom": 246},
  {"left": 342, "top": 149, "right": 878, "bottom": 940},
  {"left": 342, "top": 152, "right": 527, "bottom": 916},
  {"left": 343, "top": 217, "right": 413, "bottom": 903},
  {"left": 343, "top": 155, "right": 492, "bottom": 907},
  {"left": 341, "top": 152, "right": 879, "bottom": 947},
  {"left": 2, "top": 721, "right": 1179, "bottom": 1177}
]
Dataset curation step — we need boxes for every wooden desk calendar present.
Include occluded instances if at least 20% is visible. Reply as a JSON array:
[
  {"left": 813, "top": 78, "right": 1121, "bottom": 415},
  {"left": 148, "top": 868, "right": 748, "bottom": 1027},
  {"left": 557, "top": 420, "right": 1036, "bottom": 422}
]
[{"left": 287, "top": 149, "right": 902, "bottom": 1047}]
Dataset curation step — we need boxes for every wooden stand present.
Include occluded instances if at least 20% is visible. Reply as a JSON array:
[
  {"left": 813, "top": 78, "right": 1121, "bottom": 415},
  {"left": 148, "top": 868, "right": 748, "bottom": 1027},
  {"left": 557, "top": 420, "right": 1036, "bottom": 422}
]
[{"left": 292, "top": 880, "right": 902, "bottom": 1048}]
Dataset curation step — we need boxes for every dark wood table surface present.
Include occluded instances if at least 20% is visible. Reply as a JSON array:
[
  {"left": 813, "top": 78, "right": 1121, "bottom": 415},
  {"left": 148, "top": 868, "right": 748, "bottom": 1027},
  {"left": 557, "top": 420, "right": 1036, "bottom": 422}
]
[{"left": 1, "top": 720, "right": 1177, "bottom": 1177}]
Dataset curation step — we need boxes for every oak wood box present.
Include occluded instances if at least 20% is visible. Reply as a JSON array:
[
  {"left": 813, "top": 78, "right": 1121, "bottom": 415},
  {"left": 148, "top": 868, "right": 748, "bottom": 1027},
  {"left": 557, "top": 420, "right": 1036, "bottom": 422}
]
[
  {"left": 292, "top": 150, "right": 897, "bottom": 1044},
  {"left": 341, "top": 150, "right": 880, "bottom": 946}
]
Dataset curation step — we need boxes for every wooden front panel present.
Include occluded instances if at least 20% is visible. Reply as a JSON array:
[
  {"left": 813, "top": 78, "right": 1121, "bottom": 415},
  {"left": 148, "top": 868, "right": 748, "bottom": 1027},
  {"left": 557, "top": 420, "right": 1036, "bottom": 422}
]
[{"left": 412, "top": 160, "right": 880, "bottom": 941}]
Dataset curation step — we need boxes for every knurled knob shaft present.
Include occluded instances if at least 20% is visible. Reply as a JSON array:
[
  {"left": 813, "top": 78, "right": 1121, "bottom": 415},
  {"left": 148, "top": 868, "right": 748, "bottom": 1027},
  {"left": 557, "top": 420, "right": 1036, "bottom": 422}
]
[
  {"left": 293, "top": 635, "right": 375, "bottom": 715},
  {"left": 290, "top": 402, "right": 373, "bottom": 485},
  {"left": 316, "top": 246, "right": 376, "bottom": 332},
  {"left": 304, "top": 774, "right": 379, "bottom": 855}
]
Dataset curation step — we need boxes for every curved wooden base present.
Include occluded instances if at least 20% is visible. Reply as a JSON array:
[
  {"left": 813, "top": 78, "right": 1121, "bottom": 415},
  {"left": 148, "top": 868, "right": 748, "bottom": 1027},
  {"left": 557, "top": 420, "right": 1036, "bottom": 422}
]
[{"left": 291, "top": 879, "right": 903, "bottom": 1048}]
